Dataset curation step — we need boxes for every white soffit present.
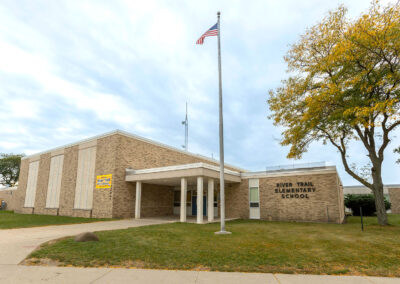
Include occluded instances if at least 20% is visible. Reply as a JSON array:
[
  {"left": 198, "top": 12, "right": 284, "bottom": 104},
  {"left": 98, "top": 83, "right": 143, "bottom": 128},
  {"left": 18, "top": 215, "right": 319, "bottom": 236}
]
[{"left": 126, "top": 163, "right": 241, "bottom": 176}]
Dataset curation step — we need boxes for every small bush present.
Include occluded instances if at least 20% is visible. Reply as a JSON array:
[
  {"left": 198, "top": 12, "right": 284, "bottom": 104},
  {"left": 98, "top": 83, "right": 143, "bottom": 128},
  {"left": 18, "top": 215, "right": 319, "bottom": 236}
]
[{"left": 345, "top": 194, "right": 391, "bottom": 216}]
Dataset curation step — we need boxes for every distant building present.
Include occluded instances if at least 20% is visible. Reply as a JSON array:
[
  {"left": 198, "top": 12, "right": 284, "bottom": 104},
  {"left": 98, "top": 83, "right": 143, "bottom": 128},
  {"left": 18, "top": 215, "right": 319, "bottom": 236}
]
[
  {"left": 7, "top": 130, "right": 346, "bottom": 223},
  {"left": 343, "top": 185, "right": 400, "bottom": 214}
]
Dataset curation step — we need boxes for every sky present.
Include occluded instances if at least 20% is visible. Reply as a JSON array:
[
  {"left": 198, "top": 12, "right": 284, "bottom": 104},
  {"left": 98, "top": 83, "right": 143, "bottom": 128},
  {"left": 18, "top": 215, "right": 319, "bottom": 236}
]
[{"left": 0, "top": 0, "right": 399, "bottom": 186}]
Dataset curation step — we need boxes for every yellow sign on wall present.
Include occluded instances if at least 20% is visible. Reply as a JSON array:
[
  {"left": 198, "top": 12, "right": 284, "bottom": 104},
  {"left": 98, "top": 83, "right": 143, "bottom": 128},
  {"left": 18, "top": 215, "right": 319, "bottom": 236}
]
[{"left": 96, "top": 174, "right": 112, "bottom": 189}]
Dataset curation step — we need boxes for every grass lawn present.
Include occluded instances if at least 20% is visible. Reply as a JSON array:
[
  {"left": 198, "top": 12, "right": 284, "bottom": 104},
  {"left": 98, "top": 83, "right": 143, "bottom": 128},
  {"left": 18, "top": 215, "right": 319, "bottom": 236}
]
[
  {"left": 27, "top": 215, "right": 400, "bottom": 277},
  {"left": 0, "top": 211, "right": 112, "bottom": 229}
]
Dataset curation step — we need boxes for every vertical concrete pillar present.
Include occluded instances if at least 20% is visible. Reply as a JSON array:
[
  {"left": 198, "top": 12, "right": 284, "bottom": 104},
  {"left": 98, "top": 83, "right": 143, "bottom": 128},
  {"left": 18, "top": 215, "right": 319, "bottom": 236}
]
[
  {"left": 197, "top": 176, "right": 203, "bottom": 224},
  {"left": 208, "top": 179, "right": 214, "bottom": 222},
  {"left": 180, "top": 177, "right": 187, "bottom": 222},
  {"left": 135, "top": 181, "right": 142, "bottom": 219}
]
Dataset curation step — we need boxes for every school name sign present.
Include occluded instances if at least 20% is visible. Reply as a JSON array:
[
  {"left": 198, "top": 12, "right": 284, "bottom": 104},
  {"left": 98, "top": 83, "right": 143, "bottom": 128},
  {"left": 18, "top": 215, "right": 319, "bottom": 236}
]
[{"left": 275, "top": 182, "right": 316, "bottom": 199}]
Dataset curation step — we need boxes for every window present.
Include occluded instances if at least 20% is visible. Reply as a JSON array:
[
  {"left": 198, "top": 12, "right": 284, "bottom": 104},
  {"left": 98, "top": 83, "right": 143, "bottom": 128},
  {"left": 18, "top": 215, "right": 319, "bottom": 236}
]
[
  {"left": 74, "top": 147, "right": 96, "bottom": 210},
  {"left": 214, "top": 190, "right": 218, "bottom": 208},
  {"left": 174, "top": 190, "right": 192, "bottom": 206},
  {"left": 249, "top": 187, "right": 259, "bottom": 207},
  {"left": 45, "top": 155, "right": 64, "bottom": 208},
  {"left": 187, "top": 190, "right": 192, "bottom": 206},
  {"left": 24, "top": 161, "right": 40, "bottom": 207},
  {"left": 174, "top": 191, "right": 180, "bottom": 207}
]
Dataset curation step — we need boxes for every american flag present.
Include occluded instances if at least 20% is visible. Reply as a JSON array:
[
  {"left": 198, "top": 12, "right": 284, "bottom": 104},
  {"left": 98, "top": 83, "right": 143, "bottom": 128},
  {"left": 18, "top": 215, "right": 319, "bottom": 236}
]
[{"left": 196, "top": 23, "right": 218, "bottom": 45}]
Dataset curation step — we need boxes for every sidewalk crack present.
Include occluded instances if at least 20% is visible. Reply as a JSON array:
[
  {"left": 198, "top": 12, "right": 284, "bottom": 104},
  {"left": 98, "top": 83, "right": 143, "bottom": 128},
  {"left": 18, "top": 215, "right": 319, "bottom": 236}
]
[
  {"left": 89, "top": 269, "right": 113, "bottom": 284},
  {"left": 194, "top": 271, "right": 200, "bottom": 284},
  {"left": 273, "top": 274, "right": 282, "bottom": 284},
  {"left": 362, "top": 276, "right": 378, "bottom": 284}
]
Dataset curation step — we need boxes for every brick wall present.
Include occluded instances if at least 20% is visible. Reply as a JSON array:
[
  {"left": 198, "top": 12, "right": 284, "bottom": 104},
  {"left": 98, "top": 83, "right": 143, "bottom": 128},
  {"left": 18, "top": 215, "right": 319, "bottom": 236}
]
[
  {"left": 226, "top": 172, "right": 345, "bottom": 223},
  {"left": 13, "top": 159, "right": 28, "bottom": 213},
  {"left": 91, "top": 135, "right": 119, "bottom": 218},
  {"left": 14, "top": 132, "right": 240, "bottom": 219},
  {"left": 226, "top": 181, "right": 249, "bottom": 219},
  {"left": 14, "top": 131, "right": 346, "bottom": 222},
  {"left": 59, "top": 146, "right": 79, "bottom": 216},
  {"left": 141, "top": 184, "right": 174, "bottom": 217},
  {"left": 14, "top": 158, "right": 33, "bottom": 214},
  {"left": 0, "top": 189, "right": 18, "bottom": 211},
  {"left": 111, "top": 134, "right": 242, "bottom": 218},
  {"left": 33, "top": 153, "right": 56, "bottom": 215},
  {"left": 389, "top": 188, "right": 400, "bottom": 214}
]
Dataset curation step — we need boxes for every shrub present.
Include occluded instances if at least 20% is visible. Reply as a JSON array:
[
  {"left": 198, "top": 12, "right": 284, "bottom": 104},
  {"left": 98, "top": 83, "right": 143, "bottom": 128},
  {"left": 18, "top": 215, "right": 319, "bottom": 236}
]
[{"left": 345, "top": 194, "right": 391, "bottom": 216}]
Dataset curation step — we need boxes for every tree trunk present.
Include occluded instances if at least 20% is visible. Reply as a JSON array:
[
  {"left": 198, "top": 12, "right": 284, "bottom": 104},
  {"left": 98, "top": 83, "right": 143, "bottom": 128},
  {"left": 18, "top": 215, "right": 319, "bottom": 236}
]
[{"left": 371, "top": 164, "right": 388, "bottom": 225}]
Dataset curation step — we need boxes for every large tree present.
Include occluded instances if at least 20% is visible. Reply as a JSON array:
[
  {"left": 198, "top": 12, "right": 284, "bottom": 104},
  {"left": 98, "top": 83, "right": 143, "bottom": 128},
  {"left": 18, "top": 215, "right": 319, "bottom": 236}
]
[
  {"left": 268, "top": 1, "right": 400, "bottom": 225},
  {"left": 0, "top": 153, "right": 24, "bottom": 187}
]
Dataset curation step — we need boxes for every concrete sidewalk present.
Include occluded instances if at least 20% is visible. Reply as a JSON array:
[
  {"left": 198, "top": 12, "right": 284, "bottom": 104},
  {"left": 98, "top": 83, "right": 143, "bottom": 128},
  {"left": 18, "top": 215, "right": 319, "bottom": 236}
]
[{"left": 0, "top": 265, "right": 399, "bottom": 284}]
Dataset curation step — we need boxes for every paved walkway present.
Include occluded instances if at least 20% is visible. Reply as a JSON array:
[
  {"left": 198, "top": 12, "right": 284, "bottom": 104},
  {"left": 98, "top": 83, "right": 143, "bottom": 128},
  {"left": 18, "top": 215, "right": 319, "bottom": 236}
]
[
  {"left": 0, "top": 218, "right": 172, "bottom": 265},
  {"left": 0, "top": 219, "right": 399, "bottom": 283}
]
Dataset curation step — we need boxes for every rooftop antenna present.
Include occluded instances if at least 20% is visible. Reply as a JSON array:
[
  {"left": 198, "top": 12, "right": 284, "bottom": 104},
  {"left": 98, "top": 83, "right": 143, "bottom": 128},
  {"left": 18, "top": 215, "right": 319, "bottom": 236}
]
[{"left": 182, "top": 102, "right": 188, "bottom": 151}]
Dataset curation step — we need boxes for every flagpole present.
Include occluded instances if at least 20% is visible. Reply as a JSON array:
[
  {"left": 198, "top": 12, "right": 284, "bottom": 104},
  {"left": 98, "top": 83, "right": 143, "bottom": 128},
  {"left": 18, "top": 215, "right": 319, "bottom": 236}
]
[{"left": 215, "top": 11, "right": 230, "bottom": 235}]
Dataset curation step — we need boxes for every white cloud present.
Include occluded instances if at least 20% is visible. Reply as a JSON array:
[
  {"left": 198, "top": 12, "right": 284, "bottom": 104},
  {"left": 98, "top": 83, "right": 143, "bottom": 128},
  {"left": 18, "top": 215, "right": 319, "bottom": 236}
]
[{"left": 0, "top": 0, "right": 398, "bottom": 186}]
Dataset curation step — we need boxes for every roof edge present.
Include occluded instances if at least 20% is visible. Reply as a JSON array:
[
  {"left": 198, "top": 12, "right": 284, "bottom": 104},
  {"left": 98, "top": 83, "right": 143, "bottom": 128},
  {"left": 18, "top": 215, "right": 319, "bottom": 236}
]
[
  {"left": 21, "top": 129, "right": 246, "bottom": 172},
  {"left": 344, "top": 184, "right": 400, "bottom": 189},
  {"left": 241, "top": 165, "right": 338, "bottom": 178},
  {"left": 126, "top": 162, "right": 241, "bottom": 176}
]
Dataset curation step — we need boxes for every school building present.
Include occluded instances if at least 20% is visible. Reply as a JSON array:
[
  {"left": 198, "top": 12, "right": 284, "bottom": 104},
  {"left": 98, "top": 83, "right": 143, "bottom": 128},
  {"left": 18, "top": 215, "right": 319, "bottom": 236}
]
[{"left": 4, "top": 130, "right": 346, "bottom": 223}]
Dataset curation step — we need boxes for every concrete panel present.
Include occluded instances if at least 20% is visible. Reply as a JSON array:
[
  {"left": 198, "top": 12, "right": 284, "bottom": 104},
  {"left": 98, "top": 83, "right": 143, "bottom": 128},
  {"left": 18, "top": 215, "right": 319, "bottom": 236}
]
[{"left": 95, "top": 268, "right": 197, "bottom": 284}]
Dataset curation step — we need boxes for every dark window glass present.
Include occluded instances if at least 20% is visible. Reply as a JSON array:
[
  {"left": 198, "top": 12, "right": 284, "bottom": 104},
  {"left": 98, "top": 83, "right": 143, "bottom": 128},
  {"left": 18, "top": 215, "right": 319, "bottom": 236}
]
[
  {"left": 250, "top": 202, "right": 259, "bottom": 208},
  {"left": 174, "top": 191, "right": 180, "bottom": 207}
]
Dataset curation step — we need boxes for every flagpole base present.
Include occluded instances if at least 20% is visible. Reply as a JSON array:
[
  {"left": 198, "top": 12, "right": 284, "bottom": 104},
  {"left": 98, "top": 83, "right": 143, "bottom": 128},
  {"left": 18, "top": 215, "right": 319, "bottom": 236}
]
[{"left": 214, "top": 230, "right": 232, "bottom": 235}]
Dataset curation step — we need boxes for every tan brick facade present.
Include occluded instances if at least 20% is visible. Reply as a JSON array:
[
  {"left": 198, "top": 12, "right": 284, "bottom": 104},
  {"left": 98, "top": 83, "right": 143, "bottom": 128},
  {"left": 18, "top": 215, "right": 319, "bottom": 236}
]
[
  {"left": 389, "top": 188, "right": 400, "bottom": 214},
  {"left": 0, "top": 189, "right": 18, "bottom": 210},
  {"left": 226, "top": 173, "right": 345, "bottom": 223},
  {"left": 59, "top": 145, "right": 79, "bottom": 217},
  {"left": 12, "top": 131, "right": 347, "bottom": 223},
  {"left": 33, "top": 153, "right": 53, "bottom": 215},
  {"left": 14, "top": 158, "right": 31, "bottom": 214},
  {"left": 110, "top": 134, "right": 240, "bottom": 218},
  {"left": 226, "top": 180, "right": 249, "bottom": 219},
  {"left": 14, "top": 132, "right": 242, "bottom": 219},
  {"left": 92, "top": 135, "right": 119, "bottom": 218},
  {"left": 141, "top": 184, "right": 174, "bottom": 217}
]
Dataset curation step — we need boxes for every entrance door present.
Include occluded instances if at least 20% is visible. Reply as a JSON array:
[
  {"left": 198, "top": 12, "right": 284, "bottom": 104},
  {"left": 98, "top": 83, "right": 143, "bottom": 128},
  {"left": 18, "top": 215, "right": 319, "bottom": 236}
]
[
  {"left": 249, "top": 179, "right": 260, "bottom": 219},
  {"left": 192, "top": 196, "right": 207, "bottom": 216}
]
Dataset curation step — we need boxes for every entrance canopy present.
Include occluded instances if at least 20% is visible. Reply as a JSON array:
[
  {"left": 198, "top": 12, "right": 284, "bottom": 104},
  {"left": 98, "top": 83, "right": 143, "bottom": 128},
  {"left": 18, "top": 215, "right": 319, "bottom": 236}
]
[
  {"left": 126, "top": 163, "right": 241, "bottom": 224},
  {"left": 125, "top": 162, "right": 241, "bottom": 186}
]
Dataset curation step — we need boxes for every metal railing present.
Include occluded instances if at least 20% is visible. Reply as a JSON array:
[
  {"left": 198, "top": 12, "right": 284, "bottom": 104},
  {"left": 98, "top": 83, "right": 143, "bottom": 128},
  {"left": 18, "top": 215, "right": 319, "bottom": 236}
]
[{"left": 265, "top": 161, "right": 327, "bottom": 172}]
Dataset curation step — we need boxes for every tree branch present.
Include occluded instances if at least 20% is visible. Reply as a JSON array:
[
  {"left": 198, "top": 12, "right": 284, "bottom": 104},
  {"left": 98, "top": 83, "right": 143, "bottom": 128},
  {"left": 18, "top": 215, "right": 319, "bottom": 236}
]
[{"left": 316, "top": 127, "right": 373, "bottom": 188}]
